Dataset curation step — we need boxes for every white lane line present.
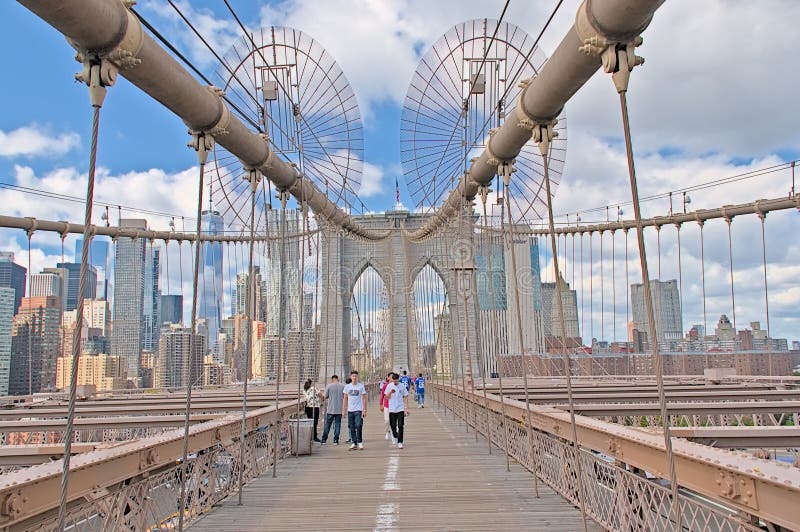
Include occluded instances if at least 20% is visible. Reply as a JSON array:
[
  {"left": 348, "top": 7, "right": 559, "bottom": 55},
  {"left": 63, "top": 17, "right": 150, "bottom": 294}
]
[
  {"left": 374, "top": 455, "right": 400, "bottom": 531},
  {"left": 383, "top": 455, "right": 400, "bottom": 490},
  {"left": 374, "top": 503, "right": 398, "bottom": 531}
]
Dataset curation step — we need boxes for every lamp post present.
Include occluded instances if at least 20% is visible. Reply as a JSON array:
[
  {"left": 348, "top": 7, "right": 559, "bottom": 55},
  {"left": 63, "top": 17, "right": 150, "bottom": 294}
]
[{"left": 682, "top": 192, "right": 692, "bottom": 214}]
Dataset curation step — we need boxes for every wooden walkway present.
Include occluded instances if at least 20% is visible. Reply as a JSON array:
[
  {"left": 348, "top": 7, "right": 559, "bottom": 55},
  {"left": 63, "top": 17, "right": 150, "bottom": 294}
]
[{"left": 191, "top": 402, "right": 601, "bottom": 531}]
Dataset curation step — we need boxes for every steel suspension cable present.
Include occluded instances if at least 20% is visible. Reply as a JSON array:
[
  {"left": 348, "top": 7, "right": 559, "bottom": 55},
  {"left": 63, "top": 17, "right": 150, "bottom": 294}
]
[
  {"left": 611, "top": 229, "right": 617, "bottom": 341},
  {"left": 481, "top": 195, "right": 512, "bottom": 465},
  {"left": 725, "top": 217, "right": 737, "bottom": 329},
  {"left": 759, "top": 213, "right": 770, "bottom": 337},
  {"left": 500, "top": 166, "right": 541, "bottom": 497},
  {"left": 656, "top": 225, "right": 662, "bottom": 280},
  {"left": 177, "top": 131, "right": 211, "bottom": 531},
  {"left": 273, "top": 192, "right": 289, "bottom": 478},
  {"left": 535, "top": 138, "right": 587, "bottom": 530},
  {"left": 237, "top": 170, "right": 259, "bottom": 503},
  {"left": 599, "top": 229, "right": 604, "bottom": 342},
  {"left": 699, "top": 220, "right": 708, "bottom": 369},
  {"left": 618, "top": 86, "right": 682, "bottom": 527},
  {"left": 58, "top": 61, "right": 108, "bottom": 530}
]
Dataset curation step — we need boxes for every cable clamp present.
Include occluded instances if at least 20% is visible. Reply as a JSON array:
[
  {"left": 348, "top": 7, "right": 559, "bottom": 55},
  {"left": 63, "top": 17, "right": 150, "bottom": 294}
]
[
  {"left": 575, "top": 0, "right": 645, "bottom": 93},
  {"left": 187, "top": 130, "right": 215, "bottom": 165},
  {"left": 532, "top": 119, "right": 559, "bottom": 157},
  {"left": 498, "top": 161, "right": 516, "bottom": 187}
]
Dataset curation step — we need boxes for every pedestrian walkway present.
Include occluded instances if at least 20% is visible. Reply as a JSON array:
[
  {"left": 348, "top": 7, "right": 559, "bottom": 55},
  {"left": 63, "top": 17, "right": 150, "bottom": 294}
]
[{"left": 190, "top": 402, "right": 601, "bottom": 531}]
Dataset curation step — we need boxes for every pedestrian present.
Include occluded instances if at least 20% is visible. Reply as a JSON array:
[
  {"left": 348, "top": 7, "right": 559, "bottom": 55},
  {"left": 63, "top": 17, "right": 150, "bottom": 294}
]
[
  {"left": 320, "top": 374, "right": 345, "bottom": 445},
  {"left": 399, "top": 370, "right": 412, "bottom": 392},
  {"left": 415, "top": 373, "right": 426, "bottom": 408},
  {"left": 303, "top": 379, "right": 322, "bottom": 442},
  {"left": 342, "top": 370, "right": 367, "bottom": 450},
  {"left": 379, "top": 372, "right": 393, "bottom": 441},
  {"left": 344, "top": 376, "right": 352, "bottom": 444},
  {"left": 384, "top": 372, "right": 410, "bottom": 449}
]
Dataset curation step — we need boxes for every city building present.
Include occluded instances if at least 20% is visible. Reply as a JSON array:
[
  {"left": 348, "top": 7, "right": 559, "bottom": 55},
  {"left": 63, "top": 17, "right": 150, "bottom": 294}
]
[
  {"left": 55, "top": 353, "right": 127, "bottom": 392},
  {"left": 630, "top": 279, "right": 682, "bottom": 347},
  {"left": 202, "top": 354, "right": 233, "bottom": 386},
  {"left": 155, "top": 324, "right": 206, "bottom": 388},
  {"left": 111, "top": 219, "right": 147, "bottom": 383},
  {"left": 541, "top": 272, "right": 580, "bottom": 342},
  {"left": 503, "top": 231, "right": 545, "bottom": 356},
  {"left": 142, "top": 245, "right": 161, "bottom": 353},
  {"left": 265, "top": 209, "right": 301, "bottom": 335},
  {"left": 74, "top": 238, "right": 112, "bottom": 300},
  {"left": 0, "top": 288, "right": 14, "bottom": 395},
  {"left": 232, "top": 267, "right": 264, "bottom": 320},
  {"left": 29, "top": 272, "right": 62, "bottom": 298},
  {"left": 199, "top": 209, "right": 224, "bottom": 356},
  {"left": 0, "top": 252, "right": 27, "bottom": 313},
  {"left": 160, "top": 294, "right": 183, "bottom": 327},
  {"left": 9, "top": 296, "right": 62, "bottom": 395},
  {"left": 56, "top": 262, "right": 98, "bottom": 311}
]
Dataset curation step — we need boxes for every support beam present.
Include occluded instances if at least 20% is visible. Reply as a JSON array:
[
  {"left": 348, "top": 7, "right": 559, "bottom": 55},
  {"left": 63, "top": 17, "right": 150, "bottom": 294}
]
[{"left": 17, "top": 0, "right": 387, "bottom": 241}]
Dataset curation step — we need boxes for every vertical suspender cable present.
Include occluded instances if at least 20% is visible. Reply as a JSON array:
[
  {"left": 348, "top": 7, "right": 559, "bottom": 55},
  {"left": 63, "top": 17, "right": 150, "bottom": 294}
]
[
  {"left": 618, "top": 86, "right": 682, "bottom": 528},
  {"left": 611, "top": 229, "right": 616, "bottom": 342},
  {"left": 177, "top": 130, "right": 211, "bottom": 531},
  {"left": 501, "top": 165, "right": 541, "bottom": 498},
  {"left": 273, "top": 191, "right": 288, "bottom": 478},
  {"left": 238, "top": 169, "right": 258, "bottom": 504},
  {"left": 534, "top": 130, "right": 587, "bottom": 529},
  {"left": 58, "top": 58, "right": 109, "bottom": 530},
  {"left": 699, "top": 221, "right": 708, "bottom": 369},
  {"left": 482, "top": 195, "right": 511, "bottom": 468},
  {"left": 725, "top": 216, "right": 736, "bottom": 329},
  {"left": 759, "top": 213, "right": 770, "bottom": 336}
]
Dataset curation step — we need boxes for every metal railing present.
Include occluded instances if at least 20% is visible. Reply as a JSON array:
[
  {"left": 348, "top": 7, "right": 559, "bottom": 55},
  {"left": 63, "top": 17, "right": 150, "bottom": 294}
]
[{"left": 433, "top": 384, "right": 773, "bottom": 532}]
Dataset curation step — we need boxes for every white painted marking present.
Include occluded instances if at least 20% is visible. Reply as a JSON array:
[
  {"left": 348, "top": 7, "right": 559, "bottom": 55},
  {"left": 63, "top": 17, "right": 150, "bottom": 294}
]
[
  {"left": 374, "top": 456, "right": 400, "bottom": 531},
  {"left": 382, "top": 455, "right": 400, "bottom": 490},
  {"left": 374, "top": 503, "right": 398, "bottom": 531}
]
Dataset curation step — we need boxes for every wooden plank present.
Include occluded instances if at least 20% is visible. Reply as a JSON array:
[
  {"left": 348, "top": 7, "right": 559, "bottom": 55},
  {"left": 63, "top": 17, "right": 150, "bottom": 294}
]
[{"left": 191, "top": 405, "right": 601, "bottom": 531}]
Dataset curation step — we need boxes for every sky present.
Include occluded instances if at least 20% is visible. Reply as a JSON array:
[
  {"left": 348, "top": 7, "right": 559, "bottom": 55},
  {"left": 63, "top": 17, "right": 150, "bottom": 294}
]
[{"left": 1, "top": 0, "right": 799, "bottom": 345}]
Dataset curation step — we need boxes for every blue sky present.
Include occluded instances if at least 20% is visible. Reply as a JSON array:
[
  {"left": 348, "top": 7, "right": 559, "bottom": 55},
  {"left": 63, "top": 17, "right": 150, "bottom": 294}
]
[{"left": 1, "top": 0, "right": 799, "bottom": 344}]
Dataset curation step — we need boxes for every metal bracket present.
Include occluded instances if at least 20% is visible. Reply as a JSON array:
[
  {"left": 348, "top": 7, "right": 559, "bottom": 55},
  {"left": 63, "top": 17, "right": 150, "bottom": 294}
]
[
  {"left": 716, "top": 470, "right": 759, "bottom": 510},
  {"left": 187, "top": 130, "right": 215, "bottom": 166},
  {"left": 75, "top": 56, "right": 117, "bottom": 108}
]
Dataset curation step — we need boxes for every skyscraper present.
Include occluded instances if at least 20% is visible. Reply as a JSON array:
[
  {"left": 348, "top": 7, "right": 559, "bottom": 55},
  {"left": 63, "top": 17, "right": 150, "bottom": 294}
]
[
  {"left": 29, "top": 272, "right": 62, "bottom": 298},
  {"left": 631, "top": 279, "right": 683, "bottom": 348},
  {"left": 199, "top": 209, "right": 224, "bottom": 354},
  {"left": 0, "top": 288, "right": 14, "bottom": 395},
  {"left": 0, "top": 252, "right": 27, "bottom": 313},
  {"left": 75, "top": 238, "right": 112, "bottom": 300},
  {"left": 112, "top": 219, "right": 147, "bottom": 383},
  {"left": 9, "top": 296, "right": 62, "bottom": 395},
  {"left": 155, "top": 324, "right": 206, "bottom": 388},
  {"left": 541, "top": 273, "right": 580, "bottom": 341},
  {"left": 142, "top": 245, "right": 161, "bottom": 353},
  {"left": 160, "top": 294, "right": 183, "bottom": 327},
  {"left": 504, "top": 231, "right": 544, "bottom": 355},
  {"left": 232, "top": 267, "right": 264, "bottom": 319},
  {"left": 56, "top": 262, "right": 98, "bottom": 311},
  {"left": 265, "top": 209, "right": 300, "bottom": 335}
]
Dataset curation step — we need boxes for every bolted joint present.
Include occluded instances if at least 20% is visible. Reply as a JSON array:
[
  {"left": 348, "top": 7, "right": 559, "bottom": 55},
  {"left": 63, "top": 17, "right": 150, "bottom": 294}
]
[
  {"left": 242, "top": 167, "right": 261, "bottom": 193},
  {"left": 532, "top": 119, "right": 559, "bottom": 157},
  {"left": 498, "top": 161, "right": 516, "bottom": 187},
  {"left": 478, "top": 184, "right": 490, "bottom": 206},
  {"left": 278, "top": 189, "right": 291, "bottom": 208},
  {"left": 187, "top": 130, "right": 215, "bottom": 165},
  {"left": 75, "top": 55, "right": 117, "bottom": 108}
]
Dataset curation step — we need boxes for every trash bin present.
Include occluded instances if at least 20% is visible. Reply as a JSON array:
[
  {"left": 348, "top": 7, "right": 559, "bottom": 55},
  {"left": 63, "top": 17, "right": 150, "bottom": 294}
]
[{"left": 288, "top": 419, "right": 313, "bottom": 456}]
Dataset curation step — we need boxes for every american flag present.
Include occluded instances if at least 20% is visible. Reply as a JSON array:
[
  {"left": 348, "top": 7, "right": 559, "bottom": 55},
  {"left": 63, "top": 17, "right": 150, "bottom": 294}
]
[{"left": 395, "top": 177, "right": 400, "bottom": 204}]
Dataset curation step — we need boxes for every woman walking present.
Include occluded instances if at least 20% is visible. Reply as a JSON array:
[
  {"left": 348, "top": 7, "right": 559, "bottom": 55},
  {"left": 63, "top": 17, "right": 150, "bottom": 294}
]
[{"left": 303, "top": 379, "right": 322, "bottom": 442}]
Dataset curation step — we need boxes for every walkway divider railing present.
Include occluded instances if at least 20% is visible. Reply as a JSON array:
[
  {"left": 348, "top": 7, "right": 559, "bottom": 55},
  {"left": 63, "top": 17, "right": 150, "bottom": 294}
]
[
  {"left": 0, "top": 399, "right": 305, "bottom": 530},
  {"left": 431, "top": 383, "right": 799, "bottom": 531}
]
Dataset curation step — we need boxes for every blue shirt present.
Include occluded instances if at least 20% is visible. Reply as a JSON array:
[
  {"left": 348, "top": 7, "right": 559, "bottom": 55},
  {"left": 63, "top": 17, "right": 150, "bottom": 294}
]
[
  {"left": 399, "top": 375, "right": 412, "bottom": 391},
  {"left": 415, "top": 376, "right": 426, "bottom": 393}
]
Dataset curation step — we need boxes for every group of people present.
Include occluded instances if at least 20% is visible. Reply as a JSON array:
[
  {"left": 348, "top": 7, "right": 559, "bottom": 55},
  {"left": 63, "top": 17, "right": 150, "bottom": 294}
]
[{"left": 300, "top": 369, "right": 427, "bottom": 451}]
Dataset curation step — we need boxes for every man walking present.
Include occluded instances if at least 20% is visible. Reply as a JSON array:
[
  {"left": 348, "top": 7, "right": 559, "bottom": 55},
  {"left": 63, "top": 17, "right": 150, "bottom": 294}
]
[
  {"left": 399, "top": 370, "right": 412, "bottom": 392},
  {"left": 379, "top": 372, "right": 393, "bottom": 441},
  {"left": 384, "top": 372, "right": 410, "bottom": 449},
  {"left": 415, "top": 373, "right": 426, "bottom": 408},
  {"left": 342, "top": 370, "right": 367, "bottom": 450},
  {"left": 320, "top": 374, "right": 345, "bottom": 445}
]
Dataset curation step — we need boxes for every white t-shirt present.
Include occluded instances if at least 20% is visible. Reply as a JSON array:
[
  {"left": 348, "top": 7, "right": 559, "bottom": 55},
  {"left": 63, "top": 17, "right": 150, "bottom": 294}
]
[
  {"left": 343, "top": 382, "right": 366, "bottom": 412},
  {"left": 384, "top": 382, "right": 408, "bottom": 413}
]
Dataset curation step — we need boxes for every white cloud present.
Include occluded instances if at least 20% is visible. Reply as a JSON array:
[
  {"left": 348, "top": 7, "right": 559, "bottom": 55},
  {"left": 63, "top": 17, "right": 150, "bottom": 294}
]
[
  {"left": 359, "top": 160, "right": 385, "bottom": 197},
  {"left": 0, "top": 125, "right": 79, "bottom": 158}
]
